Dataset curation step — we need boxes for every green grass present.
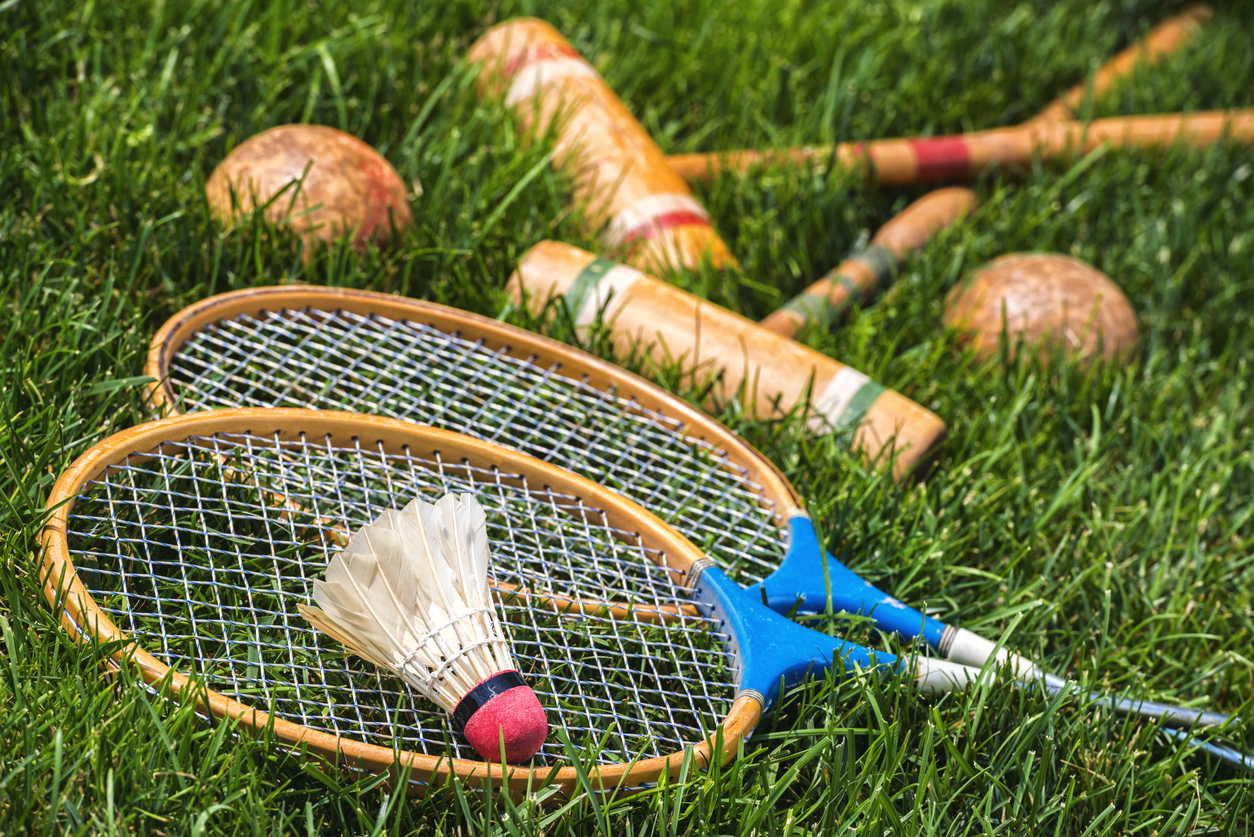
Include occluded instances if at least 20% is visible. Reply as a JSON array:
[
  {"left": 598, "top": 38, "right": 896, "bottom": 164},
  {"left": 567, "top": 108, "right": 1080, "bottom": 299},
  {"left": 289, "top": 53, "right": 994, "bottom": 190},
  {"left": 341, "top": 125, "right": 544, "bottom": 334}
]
[{"left": 2, "top": 0, "right": 1253, "bottom": 833}]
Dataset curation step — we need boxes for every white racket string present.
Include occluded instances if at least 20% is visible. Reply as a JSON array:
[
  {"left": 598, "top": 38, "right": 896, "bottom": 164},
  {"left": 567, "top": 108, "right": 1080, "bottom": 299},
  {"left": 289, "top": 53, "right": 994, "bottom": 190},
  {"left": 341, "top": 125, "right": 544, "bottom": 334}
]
[
  {"left": 168, "top": 308, "right": 784, "bottom": 583},
  {"left": 65, "top": 430, "right": 737, "bottom": 765}
]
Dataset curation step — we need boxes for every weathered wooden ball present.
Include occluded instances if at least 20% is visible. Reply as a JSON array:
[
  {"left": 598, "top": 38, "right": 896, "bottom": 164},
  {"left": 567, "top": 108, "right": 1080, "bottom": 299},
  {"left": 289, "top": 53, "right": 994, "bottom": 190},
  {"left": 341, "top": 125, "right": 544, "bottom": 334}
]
[
  {"left": 943, "top": 253, "right": 1140, "bottom": 364},
  {"left": 206, "top": 124, "right": 412, "bottom": 252}
]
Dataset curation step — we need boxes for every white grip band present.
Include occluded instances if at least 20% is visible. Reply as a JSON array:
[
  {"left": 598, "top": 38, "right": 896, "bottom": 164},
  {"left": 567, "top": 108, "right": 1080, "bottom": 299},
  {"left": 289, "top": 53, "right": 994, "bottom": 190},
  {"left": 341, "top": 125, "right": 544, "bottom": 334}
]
[
  {"left": 602, "top": 193, "right": 711, "bottom": 246},
  {"left": 943, "top": 628, "right": 1043, "bottom": 681},
  {"left": 574, "top": 264, "right": 644, "bottom": 326},
  {"left": 505, "top": 56, "right": 600, "bottom": 108},
  {"left": 914, "top": 659, "right": 980, "bottom": 695},
  {"left": 807, "top": 366, "right": 871, "bottom": 432}
]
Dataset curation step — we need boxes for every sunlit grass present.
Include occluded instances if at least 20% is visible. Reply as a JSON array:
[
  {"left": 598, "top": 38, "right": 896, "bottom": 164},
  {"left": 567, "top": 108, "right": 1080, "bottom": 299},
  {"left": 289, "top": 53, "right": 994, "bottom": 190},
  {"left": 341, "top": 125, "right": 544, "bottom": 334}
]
[{"left": 2, "top": 0, "right": 1253, "bottom": 833}]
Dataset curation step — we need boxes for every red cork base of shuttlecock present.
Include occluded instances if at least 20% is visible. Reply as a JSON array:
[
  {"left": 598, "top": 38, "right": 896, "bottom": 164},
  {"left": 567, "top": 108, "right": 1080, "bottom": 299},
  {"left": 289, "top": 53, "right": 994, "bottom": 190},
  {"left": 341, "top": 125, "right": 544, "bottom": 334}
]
[{"left": 453, "top": 671, "right": 549, "bottom": 763}]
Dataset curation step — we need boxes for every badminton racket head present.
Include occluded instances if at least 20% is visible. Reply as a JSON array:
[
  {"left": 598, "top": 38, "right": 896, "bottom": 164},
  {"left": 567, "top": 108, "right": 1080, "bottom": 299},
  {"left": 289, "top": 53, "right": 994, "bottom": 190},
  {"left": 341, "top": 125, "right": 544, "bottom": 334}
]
[
  {"left": 144, "top": 285, "right": 946, "bottom": 640},
  {"left": 145, "top": 285, "right": 808, "bottom": 585},
  {"left": 41, "top": 409, "right": 762, "bottom": 797}
]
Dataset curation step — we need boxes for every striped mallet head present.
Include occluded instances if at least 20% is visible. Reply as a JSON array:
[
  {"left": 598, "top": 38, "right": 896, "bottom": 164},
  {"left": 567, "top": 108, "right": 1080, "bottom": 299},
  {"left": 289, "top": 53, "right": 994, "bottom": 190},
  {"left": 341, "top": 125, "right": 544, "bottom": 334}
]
[{"left": 468, "top": 18, "right": 737, "bottom": 276}]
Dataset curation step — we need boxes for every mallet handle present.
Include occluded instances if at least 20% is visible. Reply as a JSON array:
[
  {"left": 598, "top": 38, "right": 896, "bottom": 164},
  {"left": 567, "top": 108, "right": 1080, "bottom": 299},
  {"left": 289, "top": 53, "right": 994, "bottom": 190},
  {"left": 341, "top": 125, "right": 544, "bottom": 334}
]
[
  {"left": 760, "top": 188, "right": 977, "bottom": 338},
  {"left": 670, "top": 4, "right": 1216, "bottom": 184},
  {"left": 667, "top": 110, "right": 1254, "bottom": 185},
  {"left": 1030, "top": 4, "right": 1212, "bottom": 124}
]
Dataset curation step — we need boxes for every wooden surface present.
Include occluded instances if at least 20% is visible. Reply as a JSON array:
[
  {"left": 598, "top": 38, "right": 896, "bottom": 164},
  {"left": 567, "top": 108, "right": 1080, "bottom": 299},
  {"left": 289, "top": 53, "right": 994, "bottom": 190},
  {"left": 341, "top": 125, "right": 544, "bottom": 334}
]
[
  {"left": 942, "top": 253, "right": 1140, "bottom": 363},
  {"left": 40, "top": 408, "right": 760, "bottom": 798},
  {"left": 665, "top": 109, "right": 1254, "bottom": 185},
  {"left": 468, "top": 18, "right": 736, "bottom": 274},
  {"left": 761, "top": 188, "right": 978, "bottom": 337},
  {"left": 509, "top": 241, "right": 946, "bottom": 480},
  {"left": 205, "top": 124, "right": 412, "bottom": 255}
]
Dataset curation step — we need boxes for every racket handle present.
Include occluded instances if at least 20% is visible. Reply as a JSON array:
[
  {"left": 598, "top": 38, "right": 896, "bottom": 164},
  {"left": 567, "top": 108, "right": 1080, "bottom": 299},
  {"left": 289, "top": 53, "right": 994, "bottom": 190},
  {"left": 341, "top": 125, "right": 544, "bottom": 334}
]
[
  {"left": 917, "top": 662, "right": 1253, "bottom": 770},
  {"left": 1159, "top": 729, "right": 1254, "bottom": 773},
  {"left": 510, "top": 241, "right": 947, "bottom": 480},
  {"left": 469, "top": 19, "right": 736, "bottom": 275},
  {"left": 946, "top": 628, "right": 1242, "bottom": 742},
  {"left": 760, "top": 188, "right": 977, "bottom": 338},
  {"left": 1038, "top": 673, "right": 1234, "bottom": 730},
  {"left": 1041, "top": 674, "right": 1252, "bottom": 772}
]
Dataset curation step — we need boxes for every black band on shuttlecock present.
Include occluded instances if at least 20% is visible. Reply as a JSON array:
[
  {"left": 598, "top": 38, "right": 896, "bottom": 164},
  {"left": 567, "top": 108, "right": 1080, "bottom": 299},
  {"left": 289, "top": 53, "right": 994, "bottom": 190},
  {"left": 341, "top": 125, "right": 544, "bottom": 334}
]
[{"left": 450, "top": 670, "right": 527, "bottom": 732}]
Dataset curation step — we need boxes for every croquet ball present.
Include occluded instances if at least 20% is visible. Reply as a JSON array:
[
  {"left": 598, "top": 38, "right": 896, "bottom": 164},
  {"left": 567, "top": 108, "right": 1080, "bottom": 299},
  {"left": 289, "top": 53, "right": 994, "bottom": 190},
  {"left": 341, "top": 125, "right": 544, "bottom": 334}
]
[
  {"left": 206, "top": 124, "right": 412, "bottom": 253},
  {"left": 943, "top": 253, "right": 1139, "bottom": 364}
]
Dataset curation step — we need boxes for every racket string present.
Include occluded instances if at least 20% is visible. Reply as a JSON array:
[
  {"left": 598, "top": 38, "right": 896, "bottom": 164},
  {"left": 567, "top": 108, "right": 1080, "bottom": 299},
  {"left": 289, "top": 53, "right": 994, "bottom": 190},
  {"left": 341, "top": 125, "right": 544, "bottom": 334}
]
[
  {"left": 173, "top": 310, "right": 783, "bottom": 582},
  {"left": 66, "top": 433, "right": 735, "bottom": 764}
]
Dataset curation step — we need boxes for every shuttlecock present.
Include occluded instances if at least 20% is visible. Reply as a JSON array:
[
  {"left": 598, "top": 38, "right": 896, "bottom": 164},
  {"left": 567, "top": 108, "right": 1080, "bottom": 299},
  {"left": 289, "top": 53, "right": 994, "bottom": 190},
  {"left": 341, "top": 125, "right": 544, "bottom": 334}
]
[{"left": 298, "top": 493, "right": 548, "bottom": 763}]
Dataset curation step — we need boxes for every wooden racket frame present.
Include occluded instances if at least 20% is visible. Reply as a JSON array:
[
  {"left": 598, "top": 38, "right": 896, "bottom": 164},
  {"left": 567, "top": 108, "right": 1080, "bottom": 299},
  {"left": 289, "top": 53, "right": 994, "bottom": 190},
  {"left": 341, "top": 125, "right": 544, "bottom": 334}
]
[
  {"left": 146, "top": 285, "right": 804, "bottom": 516},
  {"left": 41, "top": 407, "right": 765, "bottom": 797}
]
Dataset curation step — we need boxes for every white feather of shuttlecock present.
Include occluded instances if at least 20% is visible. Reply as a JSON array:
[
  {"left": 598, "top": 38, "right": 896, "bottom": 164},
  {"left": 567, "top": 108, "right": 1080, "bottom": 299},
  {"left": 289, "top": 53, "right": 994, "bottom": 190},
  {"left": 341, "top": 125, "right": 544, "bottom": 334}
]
[{"left": 298, "top": 493, "right": 515, "bottom": 711}]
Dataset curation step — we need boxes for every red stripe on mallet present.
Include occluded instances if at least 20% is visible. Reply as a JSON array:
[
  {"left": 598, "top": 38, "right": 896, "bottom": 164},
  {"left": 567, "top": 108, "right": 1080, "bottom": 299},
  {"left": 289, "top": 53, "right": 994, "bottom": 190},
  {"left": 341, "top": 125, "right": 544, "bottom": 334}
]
[
  {"left": 908, "top": 137, "right": 972, "bottom": 181},
  {"left": 618, "top": 210, "right": 711, "bottom": 244},
  {"left": 501, "top": 43, "right": 584, "bottom": 82}
]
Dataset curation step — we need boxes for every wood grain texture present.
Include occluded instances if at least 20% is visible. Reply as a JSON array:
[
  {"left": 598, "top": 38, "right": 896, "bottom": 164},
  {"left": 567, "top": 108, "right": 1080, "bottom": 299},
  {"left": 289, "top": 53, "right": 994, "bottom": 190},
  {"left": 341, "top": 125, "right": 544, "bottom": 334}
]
[
  {"left": 468, "top": 18, "right": 736, "bottom": 274},
  {"left": 509, "top": 241, "right": 946, "bottom": 481},
  {"left": 665, "top": 110, "right": 1254, "bottom": 185},
  {"left": 40, "top": 408, "right": 758, "bottom": 798},
  {"left": 205, "top": 125, "right": 412, "bottom": 256},
  {"left": 761, "top": 188, "right": 978, "bottom": 338},
  {"left": 942, "top": 253, "right": 1140, "bottom": 364}
]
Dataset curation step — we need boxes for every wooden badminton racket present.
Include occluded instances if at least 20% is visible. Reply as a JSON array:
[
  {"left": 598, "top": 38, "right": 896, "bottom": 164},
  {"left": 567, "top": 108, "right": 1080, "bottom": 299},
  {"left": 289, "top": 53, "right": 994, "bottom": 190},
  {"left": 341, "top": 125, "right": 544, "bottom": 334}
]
[
  {"left": 43, "top": 408, "right": 997, "bottom": 798},
  {"left": 139, "top": 286, "right": 1251, "bottom": 768}
]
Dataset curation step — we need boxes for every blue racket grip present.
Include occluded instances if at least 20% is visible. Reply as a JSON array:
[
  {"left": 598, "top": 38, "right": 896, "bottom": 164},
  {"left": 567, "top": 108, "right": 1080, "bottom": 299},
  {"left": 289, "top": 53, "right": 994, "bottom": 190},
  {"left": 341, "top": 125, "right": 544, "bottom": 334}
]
[{"left": 753, "top": 515, "right": 948, "bottom": 648}]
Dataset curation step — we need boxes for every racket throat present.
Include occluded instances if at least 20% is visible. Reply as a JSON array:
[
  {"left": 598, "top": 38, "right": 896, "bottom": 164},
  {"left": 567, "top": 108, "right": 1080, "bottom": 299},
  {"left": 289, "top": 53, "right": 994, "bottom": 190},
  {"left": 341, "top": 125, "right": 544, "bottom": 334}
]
[
  {"left": 755, "top": 515, "right": 947, "bottom": 646},
  {"left": 689, "top": 560, "right": 896, "bottom": 710}
]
